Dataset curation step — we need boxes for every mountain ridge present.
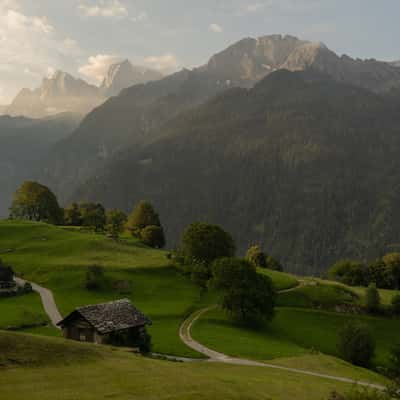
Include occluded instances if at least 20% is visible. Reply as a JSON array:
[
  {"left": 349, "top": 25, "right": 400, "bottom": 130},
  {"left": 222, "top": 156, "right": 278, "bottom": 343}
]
[{"left": 73, "top": 70, "right": 400, "bottom": 274}]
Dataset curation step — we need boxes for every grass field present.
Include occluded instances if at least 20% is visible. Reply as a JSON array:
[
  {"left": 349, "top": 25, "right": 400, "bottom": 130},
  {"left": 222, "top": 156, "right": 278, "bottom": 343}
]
[
  {"left": 192, "top": 307, "right": 400, "bottom": 368},
  {"left": 1, "top": 219, "right": 398, "bottom": 384},
  {"left": 0, "top": 292, "right": 49, "bottom": 330},
  {"left": 277, "top": 281, "right": 358, "bottom": 308},
  {"left": 258, "top": 268, "right": 299, "bottom": 291},
  {"left": 0, "top": 220, "right": 205, "bottom": 357},
  {"left": 0, "top": 221, "right": 305, "bottom": 358},
  {"left": 0, "top": 331, "right": 385, "bottom": 400}
]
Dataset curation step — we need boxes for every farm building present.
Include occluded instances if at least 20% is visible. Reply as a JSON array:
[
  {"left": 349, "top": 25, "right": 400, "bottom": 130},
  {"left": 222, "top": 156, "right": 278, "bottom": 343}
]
[{"left": 57, "top": 299, "right": 152, "bottom": 348}]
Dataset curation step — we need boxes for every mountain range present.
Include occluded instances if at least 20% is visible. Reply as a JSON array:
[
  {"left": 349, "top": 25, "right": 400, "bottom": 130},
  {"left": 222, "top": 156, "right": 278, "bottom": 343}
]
[
  {"left": 2, "top": 60, "right": 162, "bottom": 118},
  {"left": 6, "top": 33, "right": 400, "bottom": 274}
]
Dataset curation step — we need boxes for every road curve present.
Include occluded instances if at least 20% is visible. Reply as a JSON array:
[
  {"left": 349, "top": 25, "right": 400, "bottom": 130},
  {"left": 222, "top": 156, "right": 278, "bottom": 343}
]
[
  {"left": 179, "top": 306, "right": 385, "bottom": 390},
  {"left": 15, "top": 278, "right": 62, "bottom": 329}
]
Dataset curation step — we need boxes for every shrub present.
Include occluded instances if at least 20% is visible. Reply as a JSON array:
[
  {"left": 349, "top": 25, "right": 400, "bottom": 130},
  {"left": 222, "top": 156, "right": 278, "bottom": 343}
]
[
  {"left": 338, "top": 321, "right": 375, "bottom": 367},
  {"left": 392, "top": 295, "right": 400, "bottom": 315},
  {"left": 266, "top": 255, "right": 283, "bottom": 271},
  {"left": 365, "top": 283, "right": 381, "bottom": 314},
  {"left": 85, "top": 265, "right": 106, "bottom": 291},
  {"left": 329, "top": 260, "right": 365, "bottom": 286},
  {"left": 80, "top": 203, "right": 106, "bottom": 232},
  {"left": 140, "top": 225, "right": 165, "bottom": 248},
  {"left": 246, "top": 245, "right": 267, "bottom": 268},
  {"left": 0, "top": 259, "right": 14, "bottom": 282},
  {"left": 106, "top": 209, "right": 127, "bottom": 239}
]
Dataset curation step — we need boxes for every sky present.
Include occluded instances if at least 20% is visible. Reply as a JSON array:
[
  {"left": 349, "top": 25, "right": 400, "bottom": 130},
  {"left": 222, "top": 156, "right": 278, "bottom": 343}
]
[{"left": 0, "top": 0, "right": 399, "bottom": 104}]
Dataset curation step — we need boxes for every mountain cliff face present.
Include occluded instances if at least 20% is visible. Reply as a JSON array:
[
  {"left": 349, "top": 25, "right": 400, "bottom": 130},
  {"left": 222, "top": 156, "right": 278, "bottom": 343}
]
[
  {"left": 0, "top": 113, "right": 81, "bottom": 217},
  {"left": 7, "top": 71, "right": 104, "bottom": 118},
  {"left": 100, "top": 60, "right": 163, "bottom": 97},
  {"left": 73, "top": 70, "right": 400, "bottom": 274}
]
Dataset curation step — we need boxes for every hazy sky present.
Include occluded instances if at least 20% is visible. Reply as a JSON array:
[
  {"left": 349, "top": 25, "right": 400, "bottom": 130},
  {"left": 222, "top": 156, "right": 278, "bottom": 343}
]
[{"left": 0, "top": 0, "right": 399, "bottom": 104}]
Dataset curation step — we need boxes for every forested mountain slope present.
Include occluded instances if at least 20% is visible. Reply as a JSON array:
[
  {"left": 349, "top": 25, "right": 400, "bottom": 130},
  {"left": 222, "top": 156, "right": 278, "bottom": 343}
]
[
  {"left": 74, "top": 71, "right": 400, "bottom": 274},
  {"left": 37, "top": 34, "right": 400, "bottom": 204},
  {"left": 0, "top": 113, "right": 81, "bottom": 217}
]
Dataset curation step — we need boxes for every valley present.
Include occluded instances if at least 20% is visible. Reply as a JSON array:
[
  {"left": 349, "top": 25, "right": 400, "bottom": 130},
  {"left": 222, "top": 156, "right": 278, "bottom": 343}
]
[{"left": 0, "top": 220, "right": 398, "bottom": 397}]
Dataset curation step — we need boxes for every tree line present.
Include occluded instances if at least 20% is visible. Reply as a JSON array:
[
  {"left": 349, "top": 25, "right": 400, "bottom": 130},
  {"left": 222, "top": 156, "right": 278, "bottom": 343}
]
[
  {"left": 9, "top": 181, "right": 165, "bottom": 248},
  {"left": 329, "top": 256, "right": 400, "bottom": 290}
]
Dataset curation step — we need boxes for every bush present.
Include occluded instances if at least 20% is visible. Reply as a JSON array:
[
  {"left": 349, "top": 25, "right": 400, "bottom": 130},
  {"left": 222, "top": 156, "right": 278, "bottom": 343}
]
[
  {"left": 80, "top": 203, "right": 106, "bottom": 232},
  {"left": 328, "top": 388, "right": 388, "bottom": 400},
  {"left": 211, "top": 257, "right": 275, "bottom": 324},
  {"left": 140, "top": 225, "right": 165, "bottom": 248},
  {"left": 0, "top": 259, "right": 14, "bottom": 282},
  {"left": 365, "top": 283, "right": 381, "bottom": 314},
  {"left": 329, "top": 260, "right": 365, "bottom": 286},
  {"left": 266, "top": 255, "right": 283, "bottom": 271},
  {"left": 105, "top": 209, "right": 127, "bottom": 239},
  {"left": 85, "top": 266, "right": 106, "bottom": 291},
  {"left": 338, "top": 321, "right": 375, "bottom": 367},
  {"left": 126, "top": 201, "right": 161, "bottom": 236},
  {"left": 246, "top": 245, "right": 267, "bottom": 268},
  {"left": 392, "top": 295, "right": 400, "bottom": 316}
]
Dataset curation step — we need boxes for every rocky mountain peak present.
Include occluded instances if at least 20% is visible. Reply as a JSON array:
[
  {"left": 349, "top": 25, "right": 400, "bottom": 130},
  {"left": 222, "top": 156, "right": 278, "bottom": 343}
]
[{"left": 100, "top": 59, "right": 163, "bottom": 97}]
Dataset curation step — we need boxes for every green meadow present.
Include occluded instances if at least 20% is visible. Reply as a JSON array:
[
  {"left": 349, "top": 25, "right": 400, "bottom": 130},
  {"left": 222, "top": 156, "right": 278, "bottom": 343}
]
[
  {"left": 0, "top": 331, "right": 386, "bottom": 400},
  {"left": 0, "top": 219, "right": 398, "bottom": 384}
]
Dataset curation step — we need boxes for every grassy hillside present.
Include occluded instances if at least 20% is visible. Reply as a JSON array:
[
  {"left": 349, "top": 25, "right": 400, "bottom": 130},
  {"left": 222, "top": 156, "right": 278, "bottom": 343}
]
[
  {"left": 0, "top": 331, "right": 386, "bottom": 400},
  {"left": 0, "top": 221, "right": 299, "bottom": 358},
  {"left": 0, "top": 220, "right": 205, "bottom": 357},
  {"left": 1, "top": 220, "right": 398, "bottom": 381},
  {"left": 0, "top": 292, "right": 49, "bottom": 330},
  {"left": 192, "top": 307, "right": 400, "bottom": 368}
]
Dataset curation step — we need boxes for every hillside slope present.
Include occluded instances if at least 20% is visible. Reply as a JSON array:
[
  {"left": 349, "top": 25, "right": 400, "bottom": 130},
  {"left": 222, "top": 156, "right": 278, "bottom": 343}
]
[
  {"left": 74, "top": 70, "right": 400, "bottom": 274},
  {"left": 0, "top": 331, "right": 384, "bottom": 400}
]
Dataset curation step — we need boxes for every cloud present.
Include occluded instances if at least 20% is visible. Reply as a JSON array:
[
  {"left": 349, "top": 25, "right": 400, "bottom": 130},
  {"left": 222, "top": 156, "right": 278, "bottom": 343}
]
[
  {"left": 78, "top": 0, "right": 128, "bottom": 18},
  {"left": 130, "top": 11, "right": 147, "bottom": 23},
  {"left": 242, "top": 3, "right": 265, "bottom": 13},
  {"left": 209, "top": 23, "right": 223, "bottom": 33},
  {"left": 79, "top": 54, "right": 122, "bottom": 83},
  {"left": 0, "top": 0, "right": 77, "bottom": 102},
  {"left": 143, "top": 53, "right": 179, "bottom": 73}
]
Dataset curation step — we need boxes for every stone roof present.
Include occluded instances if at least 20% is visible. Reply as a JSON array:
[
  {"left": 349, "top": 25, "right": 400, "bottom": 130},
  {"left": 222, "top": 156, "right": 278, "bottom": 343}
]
[{"left": 58, "top": 299, "right": 151, "bottom": 334}]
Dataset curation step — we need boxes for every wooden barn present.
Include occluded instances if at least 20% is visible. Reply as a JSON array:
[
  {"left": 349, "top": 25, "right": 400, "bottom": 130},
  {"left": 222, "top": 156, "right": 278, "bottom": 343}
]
[{"left": 57, "top": 299, "right": 152, "bottom": 347}]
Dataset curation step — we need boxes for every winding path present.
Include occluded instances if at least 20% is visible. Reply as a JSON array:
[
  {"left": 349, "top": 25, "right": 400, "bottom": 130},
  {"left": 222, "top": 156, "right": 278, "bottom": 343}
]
[
  {"left": 16, "top": 276, "right": 385, "bottom": 389},
  {"left": 15, "top": 278, "right": 62, "bottom": 329},
  {"left": 179, "top": 306, "right": 385, "bottom": 390}
]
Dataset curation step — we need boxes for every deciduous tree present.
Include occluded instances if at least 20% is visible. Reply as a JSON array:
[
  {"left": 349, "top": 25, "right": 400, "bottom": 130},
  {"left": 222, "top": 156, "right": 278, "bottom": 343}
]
[
  {"left": 10, "top": 181, "right": 62, "bottom": 224},
  {"left": 211, "top": 257, "right": 275, "bottom": 324}
]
